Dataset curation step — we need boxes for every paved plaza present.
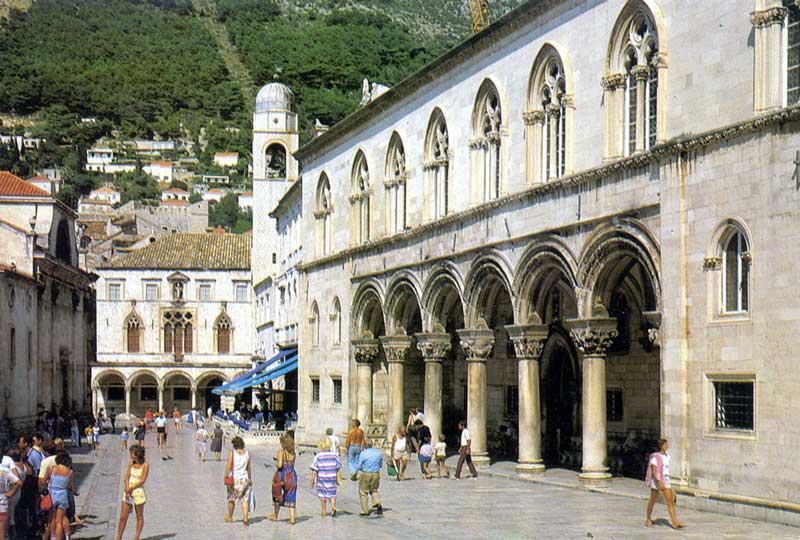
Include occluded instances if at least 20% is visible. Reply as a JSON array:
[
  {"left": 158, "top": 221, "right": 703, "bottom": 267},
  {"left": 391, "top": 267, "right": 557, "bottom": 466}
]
[{"left": 66, "top": 429, "right": 800, "bottom": 540}]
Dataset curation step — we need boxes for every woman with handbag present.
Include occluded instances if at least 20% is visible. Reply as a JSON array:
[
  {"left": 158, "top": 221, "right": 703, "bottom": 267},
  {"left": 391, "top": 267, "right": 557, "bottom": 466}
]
[
  {"left": 115, "top": 445, "right": 148, "bottom": 540},
  {"left": 224, "top": 436, "right": 252, "bottom": 525},
  {"left": 268, "top": 435, "right": 297, "bottom": 524}
]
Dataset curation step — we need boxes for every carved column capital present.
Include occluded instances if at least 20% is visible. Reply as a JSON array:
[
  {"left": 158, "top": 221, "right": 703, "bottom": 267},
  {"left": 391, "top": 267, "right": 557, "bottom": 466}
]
[
  {"left": 632, "top": 65, "right": 651, "bottom": 82},
  {"left": 601, "top": 73, "right": 627, "bottom": 91},
  {"left": 703, "top": 256, "right": 722, "bottom": 271},
  {"left": 566, "top": 317, "right": 618, "bottom": 356},
  {"left": 523, "top": 110, "right": 546, "bottom": 126},
  {"left": 415, "top": 332, "right": 452, "bottom": 362},
  {"left": 506, "top": 324, "right": 549, "bottom": 360},
  {"left": 750, "top": 6, "right": 787, "bottom": 28},
  {"left": 457, "top": 328, "right": 495, "bottom": 363},
  {"left": 352, "top": 338, "right": 380, "bottom": 364},
  {"left": 379, "top": 335, "right": 413, "bottom": 364}
]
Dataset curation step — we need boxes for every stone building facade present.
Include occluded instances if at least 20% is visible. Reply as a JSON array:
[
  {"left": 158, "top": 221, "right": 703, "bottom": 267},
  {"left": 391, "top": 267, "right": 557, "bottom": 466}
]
[
  {"left": 92, "top": 233, "right": 253, "bottom": 417},
  {"left": 288, "top": 0, "right": 800, "bottom": 521},
  {"left": 0, "top": 172, "right": 96, "bottom": 430}
]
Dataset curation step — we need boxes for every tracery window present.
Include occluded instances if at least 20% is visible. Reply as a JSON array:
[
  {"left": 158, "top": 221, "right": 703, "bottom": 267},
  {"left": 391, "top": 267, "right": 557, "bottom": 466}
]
[
  {"left": 164, "top": 311, "right": 193, "bottom": 356},
  {"left": 310, "top": 301, "right": 320, "bottom": 347},
  {"left": 471, "top": 80, "right": 504, "bottom": 202},
  {"left": 331, "top": 297, "right": 342, "bottom": 345},
  {"left": 604, "top": 2, "right": 665, "bottom": 159},
  {"left": 125, "top": 313, "right": 142, "bottom": 353},
  {"left": 526, "top": 45, "right": 572, "bottom": 183},
  {"left": 314, "top": 173, "right": 333, "bottom": 256},
  {"left": 385, "top": 133, "right": 407, "bottom": 234},
  {"left": 350, "top": 151, "right": 371, "bottom": 244},
  {"left": 215, "top": 312, "right": 232, "bottom": 353},
  {"left": 424, "top": 109, "right": 451, "bottom": 219}
]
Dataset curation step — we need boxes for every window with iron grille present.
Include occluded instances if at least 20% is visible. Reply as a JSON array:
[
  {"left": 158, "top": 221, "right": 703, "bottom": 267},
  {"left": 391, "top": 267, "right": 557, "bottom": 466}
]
[
  {"left": 332, "top": 378, "right": 343, "bottom": 405},
  {"left": 607, "top": 388, "right": 624, "bottom": 422},
  {"left": 311, "top": 378, "right": 320, "bottom": 403},
  {"left": 714, "top": 381, "right": 754, "bottom": 431},
  {"left": 787, "top": 0, "right": 800, "bottom": 104}
]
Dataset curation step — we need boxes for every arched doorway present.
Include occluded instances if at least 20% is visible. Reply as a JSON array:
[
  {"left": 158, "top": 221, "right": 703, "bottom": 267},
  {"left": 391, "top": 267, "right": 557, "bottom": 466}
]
[
  {"left": 129, "top": 372, "right": 159, "bottom": 417},
  {"left": 95, "top": 371, "right": 126, "bottom": 418},
  {"left": 196, "top": 373, "right": 226, "bottom": 414},
  {"left": 541, "top": 334, "right": 581, "bottom": 469},
  {"left": 163, "top": 372, "right": 193, "bottom": 413}
]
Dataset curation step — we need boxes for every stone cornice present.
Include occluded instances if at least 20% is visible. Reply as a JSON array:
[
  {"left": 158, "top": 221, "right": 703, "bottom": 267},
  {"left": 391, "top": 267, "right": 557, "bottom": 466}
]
[{"left": 299, "top": 104, "right": 800, "bottom": 274}]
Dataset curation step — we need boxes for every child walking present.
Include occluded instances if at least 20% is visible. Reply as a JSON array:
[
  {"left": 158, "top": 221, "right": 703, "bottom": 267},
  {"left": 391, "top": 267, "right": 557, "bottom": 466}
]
[
  {"left": 434, "top": 434, "right": 449, "bottom": 478},
  {"left": 120, "top": 427, "right": 129, "bottom": 450}
]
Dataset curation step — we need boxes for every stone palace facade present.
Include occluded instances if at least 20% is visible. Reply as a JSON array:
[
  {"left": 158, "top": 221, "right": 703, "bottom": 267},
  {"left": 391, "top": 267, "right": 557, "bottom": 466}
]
[
  {"left": 92, "top": 233, "right": 253, "bottom": 417},
  {"left": 285, "top": 0, "right": 800, "bottom": 522}
]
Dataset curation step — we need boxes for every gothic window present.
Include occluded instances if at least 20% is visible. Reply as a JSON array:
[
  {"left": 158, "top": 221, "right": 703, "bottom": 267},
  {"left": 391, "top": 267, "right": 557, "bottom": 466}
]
[
  {"left": 125, "top": 312, "right": 142, "bottom": 353},
  {"left": 264, "top": 143, "right": 287, "bottom": 179},
  {"left": 350, "top": 151, "right": 371, "bottom": 244},
  {"left": 215, "top": 312, "right": 232, "bottom": 354},
  {"left": 310, "top": 301, "right": 320, "bottom": 347},
  {"left": 163, "top": 311, "right": 193, "bottom": 355},
  {"left": 424, "top": 108, "right": 450, "bottom": 219},
  {"left": 331, "top": 297, "right": 342, "bottom": 345},
  {"left": 526, "top": 45, "right": 571, "bottom": 183},
  {"left": 722, "top": 230, "right": 750, "bottom": 313},
  {"left": 315, "top": 173, "right": 333, "bottom": 256},
  {"left": 385, "top": 132, "right": 407, "bottom": 234},
  {"left": 605, "top": 2, "right": 664, "bottom": 159},
  {"left": 471, "top": 80, "right": 504, "bottom": 202}
]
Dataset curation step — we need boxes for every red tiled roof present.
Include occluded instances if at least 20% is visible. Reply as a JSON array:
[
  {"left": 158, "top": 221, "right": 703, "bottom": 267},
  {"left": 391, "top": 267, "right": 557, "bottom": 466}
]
[
  {"left": 27, "top": 175, "right": 51, "bottom": 182},
  {"left": 0, "top": 171, "right": 51, "bottom": 197},
  {"left": 161, "top": 199, "right": 189, "bottom": 206},
  {"left": 94, "top": 186, "right": 118, "bottom": 194},
  {"left": 162, "top": 187, "right": 188, "bottom": 193}
]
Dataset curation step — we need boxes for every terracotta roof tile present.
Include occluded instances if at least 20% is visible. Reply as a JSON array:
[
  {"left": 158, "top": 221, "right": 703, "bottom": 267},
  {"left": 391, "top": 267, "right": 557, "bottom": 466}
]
[
  {"left": 0, "top": 171, "right": 51, "bottom": 197},
  {"left": 106, "top": 233, "right": 250, "bottom": 270},
  {"left": 161, "top": 199, "right": 189, "bottom": 205}
]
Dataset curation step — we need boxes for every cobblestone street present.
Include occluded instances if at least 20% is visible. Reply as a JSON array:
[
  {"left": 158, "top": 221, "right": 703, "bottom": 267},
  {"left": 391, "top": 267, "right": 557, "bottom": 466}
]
[{"left": 63, "top": 428, "right": 800, "bottom": 540}]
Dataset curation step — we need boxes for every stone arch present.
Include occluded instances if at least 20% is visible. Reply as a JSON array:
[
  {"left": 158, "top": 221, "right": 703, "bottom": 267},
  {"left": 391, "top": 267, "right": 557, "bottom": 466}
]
[
  {"left": 384, "top": 271, "right": 424, "bottom": 335},
  {"left": 527, "top": 41, "right": 574, "bottom": 108},
  {"left": 708, "top": 217, "right": 753, "bottom": 315},
  {"left": 606, "top": 0, "right": 668, "bottom": 74},
  {"left": 385, "top": 131, "right": 408, "bottom": 233},
  {"left": 351, "top": 280, "right": 386, "bottom": 338},
  {"left": 162, "top": 369, "right": 194, "bottom": 389},
  {"left": 423, "top": 107, "right": 452, "bottom": 219},
  {"left": 315, "top": 171, "right": 333, "bottom": 256},
  {"left": 55, "top": 219, "right": 72, "bottom": 264},
  {"left": 262, "top": 141, "right": 287, "bottom": 179},
  {"left": 463, "top": 250, "right": 516, "bottom": 328},
  {"left": 92, "top": 369, "right": 128, "bottom": 389},
  {"left": 214, "top": 309, "right": 234, "bottom": 354},
  {"left": 471, "top": 78, "right": 508, "bottom": 202},
  {"left": 707, "top": 217, "right": 753, "bottom": 258},
  {"left": 123, "top": 309, "right": 144, "bottom": 353},
  {"left": 514, "top": 235, "right": 580, "bottom": 324},
  {"left": 471, "top": 78, "right": 506, "bottom": 135},
  {"left": 196, "top": 371, "right": 229, "bottom": 387},
  {"left": 421, "top": 262, "right": 466, "bottom": 332},
  {"left": 350, "top": 149, "right": 372, "bottom": 244},
  {"left": 129, "top": 369, "right": 159, "bottom": 388},
  {"left": 578, "top": 219, "right": 661, "bottom": 317}
]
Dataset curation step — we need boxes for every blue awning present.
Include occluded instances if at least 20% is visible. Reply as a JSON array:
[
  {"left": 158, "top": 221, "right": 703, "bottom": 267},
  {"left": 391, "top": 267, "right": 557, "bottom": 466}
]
[
  {"left": 213, "top": 348, "right": 296, "bottom": 395},
  {"left": 237, "top": 354, "right": 297, "bottom": 389}
]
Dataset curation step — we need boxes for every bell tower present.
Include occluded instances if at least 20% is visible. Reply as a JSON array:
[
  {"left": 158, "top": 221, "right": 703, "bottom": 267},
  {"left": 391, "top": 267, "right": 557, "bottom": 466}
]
[{"left": 252, "top": 80, "right": 299, "bottom": 286}]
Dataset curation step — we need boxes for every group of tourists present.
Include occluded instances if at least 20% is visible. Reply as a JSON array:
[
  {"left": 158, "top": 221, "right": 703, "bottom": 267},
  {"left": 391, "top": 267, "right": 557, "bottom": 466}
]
[{"left": 0, "top": 434, "right": 89, "bottom": 540}]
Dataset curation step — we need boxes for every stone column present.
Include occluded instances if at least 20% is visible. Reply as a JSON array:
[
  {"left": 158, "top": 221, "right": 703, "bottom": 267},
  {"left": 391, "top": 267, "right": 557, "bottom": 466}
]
[
  {"left": 352, "top": 337, "right": 380, "bottom": 425},
  {"left": 191, "top": 385, "right": 197, "bottom": 409},
  {"left": 633, "top": 65, "right": 649, "bottom": 154},
  {"left": 601, "top": 73, "right": 626, "bottom": 160},
  {"left": 523, "top": 111, "right": 545, "bottom": 184},
  {"left": 125, "top": 386, "right": 131, "bottom": 418},
  {"left": 157, "top": 385, "right": 164, "bottom": 413},
  {"left": 415, "top": 332, "right": 452, "bottom": 444},
  {"left": 567, "top": 317, "right": 618, "bottom": 487},
  {"left": 91, "top": 386, "right": 98, "bottom": 418},
  {"left": 380, "top": 335, "right": 413, "bottom": 436},
  {"left": 457, "top": 328, "right": 495, "bottom": 468},
  {"left": 506, "top": 322, "right": 549, "bottom": 478}
]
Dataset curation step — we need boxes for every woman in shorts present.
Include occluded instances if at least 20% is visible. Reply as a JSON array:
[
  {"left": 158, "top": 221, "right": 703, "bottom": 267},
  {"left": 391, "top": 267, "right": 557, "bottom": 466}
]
[
  {"left": 116, "top": 445, "right": 148, "bottom": 540},
  {"left": 45, "top": 453, "right": 74, "bottom": 540}
]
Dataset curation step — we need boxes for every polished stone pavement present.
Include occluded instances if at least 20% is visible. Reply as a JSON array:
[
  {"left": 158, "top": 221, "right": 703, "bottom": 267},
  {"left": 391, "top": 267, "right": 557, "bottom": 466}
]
[{"left": 68, "top": 428, "right": 800, "bottom": 540}]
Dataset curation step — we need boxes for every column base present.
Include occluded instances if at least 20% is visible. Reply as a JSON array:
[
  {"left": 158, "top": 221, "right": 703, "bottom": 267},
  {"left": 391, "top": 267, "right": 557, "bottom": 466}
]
[
  {"left": 472, "top": 452, "right": 491, "bottom": 469},
  {"left": 578, "top": 470, "right": 612, "bottom": 488},
  {"left": 516, "top": 461, "right": 545, "bottom": 478}
]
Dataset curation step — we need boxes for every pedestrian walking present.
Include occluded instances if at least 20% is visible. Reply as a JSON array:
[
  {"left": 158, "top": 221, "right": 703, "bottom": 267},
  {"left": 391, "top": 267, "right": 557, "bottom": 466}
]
[
  {"left": 268, "top": 435, "right": 297, "bottom": 525},
  {"left": 120, "top": 427, "right": 129, "bottom": 450},
  {"left": 310, "top": 437, "right": 342, "bottom": 517},
  {"left": 145, "top": 408, "right": 154, "bottom": 432},
  {"left": 434, "top": 434, "right": 450, "bottom": 478},
  {"left": 419, "top": 439, "right": 433, "bottom": 479},
  {"left": 115, "top": 445, "right": 148, "bottom": 540},
  {"left": 326, "top": 427, "right": 340, "bottom": 455},
  {"left": 0, "top": 455, "right": 22, "bottom": 540},
  {"left": 69, "top": 417, "right": 80, "bottom": 448},
  {"left": 224, "top": 436, "right": 252, "bottom": 525},
  {"left": 110, "top": 408, "right": 117, "bottom": 434},
  {"left": 155, "top": 414, "right": 167, "bottom": 448},
  {"left": 344, "top": 419, "right": 365, "bottom": 473},
  {"left": 5, "top": 448, "right": 28, "bottom": 539},
  {"left": 172, "top": 407, "right": 182, "bottom": 433},
  {"left": 92, "top": 422, "right": 101, "bottom": 452},
  {"left": 210, "top": 424, "right": 224, "bottom": 461},
  {"left": 645, "top": 438, "right": 685, "bottom": 529},
  {"left": 390, "top": 427, "right": 409, "bottom": 481},
  {"left": 195, "top": 424, "right": 208, "bottom": 461},
  {"left": 455, "top": 420, "right": 478, "bottom": 479},
  {"left": 134, "top": 420, "right": 146, "bottom": 449},
  {"left": 354, "top": 439, "right": 383, "bottom": 517}
]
